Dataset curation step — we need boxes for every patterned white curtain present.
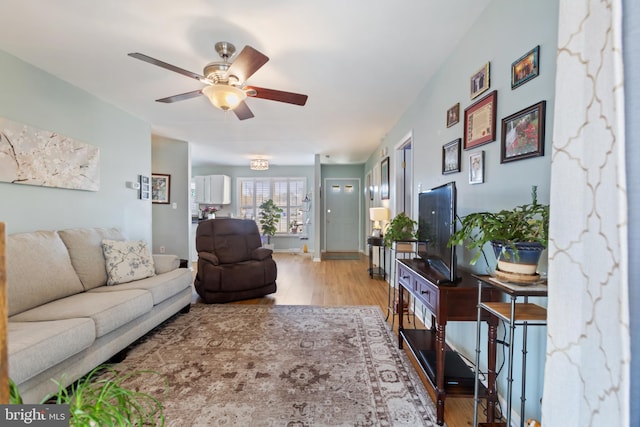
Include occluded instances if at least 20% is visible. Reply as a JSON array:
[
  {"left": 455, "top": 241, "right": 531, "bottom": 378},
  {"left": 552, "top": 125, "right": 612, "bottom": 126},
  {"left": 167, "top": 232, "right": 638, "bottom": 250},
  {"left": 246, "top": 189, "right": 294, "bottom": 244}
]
[{"left": 543, "top": 1, "right": 630, "bottom": 426}]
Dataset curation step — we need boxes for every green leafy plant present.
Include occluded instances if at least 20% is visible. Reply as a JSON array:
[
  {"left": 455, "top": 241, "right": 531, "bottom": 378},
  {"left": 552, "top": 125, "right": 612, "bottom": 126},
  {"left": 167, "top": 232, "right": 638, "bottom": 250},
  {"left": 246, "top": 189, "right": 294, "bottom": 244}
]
[
  {"left": 383, "top": 212, "right": 418, "bottom": 248},
  {"left": 9, "top": 378, "right": 23, "bottom": 404},
  {"left": 259, "top": 199, "right": 283, "bottom": 244},
  {"left": 448, "top": 186, "right": 549, "bottom": 265},
  {"left": 10, "top": 366, "right": 167, "bottom": 427}
]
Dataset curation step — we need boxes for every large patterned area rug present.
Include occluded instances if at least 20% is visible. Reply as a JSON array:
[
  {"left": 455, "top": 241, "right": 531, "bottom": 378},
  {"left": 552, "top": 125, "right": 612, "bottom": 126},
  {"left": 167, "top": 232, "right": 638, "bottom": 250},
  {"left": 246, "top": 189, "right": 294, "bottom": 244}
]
[{"left": 114, "top": 304, "right": 440, "bottom": 426}]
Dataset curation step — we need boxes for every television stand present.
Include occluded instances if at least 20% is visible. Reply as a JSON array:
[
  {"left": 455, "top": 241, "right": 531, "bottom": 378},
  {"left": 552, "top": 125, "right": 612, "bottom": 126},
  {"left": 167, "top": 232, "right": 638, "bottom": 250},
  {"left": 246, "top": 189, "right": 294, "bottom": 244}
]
[{"left": 396, "top": 259, "right": 501, "bottom": 425}]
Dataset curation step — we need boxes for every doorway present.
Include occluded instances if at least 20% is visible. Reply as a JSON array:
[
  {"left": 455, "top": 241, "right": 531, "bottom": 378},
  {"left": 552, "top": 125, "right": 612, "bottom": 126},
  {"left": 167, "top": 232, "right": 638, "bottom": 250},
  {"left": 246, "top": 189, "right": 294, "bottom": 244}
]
[
  {"left": 323, "top": 178, "right": 361, "bottom": 254},
  {"left": 395, "top": 131, "right": 414, "bottom": 216}
]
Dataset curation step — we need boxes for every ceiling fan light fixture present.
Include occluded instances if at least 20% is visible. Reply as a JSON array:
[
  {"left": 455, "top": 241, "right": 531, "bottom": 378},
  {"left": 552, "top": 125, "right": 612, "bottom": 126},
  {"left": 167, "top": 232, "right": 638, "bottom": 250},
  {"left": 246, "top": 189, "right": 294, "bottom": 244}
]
[
  {"left": 250, "top": 159, "right": 269, "bottom": 171},
  {"left": 202, "top": 84, "right": 246, "bottom": 111}
]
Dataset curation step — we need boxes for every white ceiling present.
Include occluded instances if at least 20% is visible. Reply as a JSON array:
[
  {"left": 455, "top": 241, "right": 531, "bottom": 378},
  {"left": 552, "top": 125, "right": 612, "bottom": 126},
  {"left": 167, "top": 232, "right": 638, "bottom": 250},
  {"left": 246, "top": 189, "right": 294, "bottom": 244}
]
[{"left": 0, "top": 0, "right": 491, "bottom": 167}]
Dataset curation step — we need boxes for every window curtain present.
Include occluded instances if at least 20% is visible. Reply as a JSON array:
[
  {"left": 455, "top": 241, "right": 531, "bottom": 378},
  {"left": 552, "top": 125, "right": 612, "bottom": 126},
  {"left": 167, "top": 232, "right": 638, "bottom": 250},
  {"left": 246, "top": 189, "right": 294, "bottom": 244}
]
[{"left": 542, "top": 1, "right": 630, "bottom": 426}]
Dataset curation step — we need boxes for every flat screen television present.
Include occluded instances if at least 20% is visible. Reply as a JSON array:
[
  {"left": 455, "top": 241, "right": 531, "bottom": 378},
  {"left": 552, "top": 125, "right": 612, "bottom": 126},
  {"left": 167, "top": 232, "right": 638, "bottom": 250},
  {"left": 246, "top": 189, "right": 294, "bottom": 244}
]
[{"left": 417, "top": 181, "right": 457, "bottom": 283}]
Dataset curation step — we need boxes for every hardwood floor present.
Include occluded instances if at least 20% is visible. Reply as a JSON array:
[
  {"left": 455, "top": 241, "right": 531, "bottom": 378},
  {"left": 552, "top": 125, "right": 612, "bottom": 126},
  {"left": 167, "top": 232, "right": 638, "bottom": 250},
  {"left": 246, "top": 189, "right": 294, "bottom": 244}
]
[{"left": 191, "top": 253, "right": 477, "bottom": 427}]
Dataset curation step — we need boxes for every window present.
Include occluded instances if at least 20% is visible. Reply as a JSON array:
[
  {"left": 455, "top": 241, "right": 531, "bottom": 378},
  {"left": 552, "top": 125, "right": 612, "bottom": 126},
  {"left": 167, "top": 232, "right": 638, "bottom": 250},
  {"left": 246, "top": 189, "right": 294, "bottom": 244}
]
[{"left": 238, "top": 177, "right": 306, "bottom": 234}]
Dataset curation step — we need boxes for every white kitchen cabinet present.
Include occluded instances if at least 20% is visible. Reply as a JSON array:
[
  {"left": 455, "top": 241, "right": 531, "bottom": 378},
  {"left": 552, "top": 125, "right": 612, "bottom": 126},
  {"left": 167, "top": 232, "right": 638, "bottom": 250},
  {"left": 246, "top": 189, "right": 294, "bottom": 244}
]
[{"left": 194, "top": 175, "right": 230, "bottom": 204}]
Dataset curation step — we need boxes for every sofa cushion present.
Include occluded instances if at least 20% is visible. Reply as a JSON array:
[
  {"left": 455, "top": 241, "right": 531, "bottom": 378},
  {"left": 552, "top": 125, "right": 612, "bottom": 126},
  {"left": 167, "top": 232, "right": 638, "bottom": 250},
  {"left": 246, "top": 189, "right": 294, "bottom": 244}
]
[
  {"left": 102, "top": 239, "right": 155, "bottom": 285},
  {"left": 58, "top": 227, "right": 126, "bottom": 290},
  {"left": 10, "top": 289, "right": 153, "bottom": 338},
  {"left": 152, "top": 254, "right": 180, "bottom": 274},
  {"left": 89, "top": 268, "right": 192, "bottom": 306},
  {"left": 7, "top": 231, "right": 85, "bottom": 316},
  {"left": 8, "top": 318, "right": 96, "bottom": 384}
]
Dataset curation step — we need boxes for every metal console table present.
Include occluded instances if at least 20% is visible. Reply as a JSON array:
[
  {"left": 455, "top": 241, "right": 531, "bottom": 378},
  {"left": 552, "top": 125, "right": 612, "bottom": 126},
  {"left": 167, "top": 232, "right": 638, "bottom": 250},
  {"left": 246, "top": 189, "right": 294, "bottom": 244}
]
[
  {"left": 473, "top": 275, "right": 548, "bottom": 427},
  {"left": 367, "top": 236, "right": 385, "bottom": 279}
]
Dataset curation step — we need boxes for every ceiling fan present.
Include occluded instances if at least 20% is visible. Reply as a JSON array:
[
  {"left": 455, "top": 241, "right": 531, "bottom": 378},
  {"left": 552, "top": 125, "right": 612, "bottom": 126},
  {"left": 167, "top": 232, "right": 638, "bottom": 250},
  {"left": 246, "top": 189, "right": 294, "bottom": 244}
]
[{"left": 128, "top": 41, "right": 308, "bottom": 120}]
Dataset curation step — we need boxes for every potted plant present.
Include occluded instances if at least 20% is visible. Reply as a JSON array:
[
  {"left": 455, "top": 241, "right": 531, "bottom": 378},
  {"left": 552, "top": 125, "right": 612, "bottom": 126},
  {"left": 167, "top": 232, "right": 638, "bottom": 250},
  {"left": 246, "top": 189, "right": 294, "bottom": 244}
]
[
  {"left": 448, "top": 186, "right": 549, "bottom": 280},
  {"left": 383, "top": 212, "right": 418, "bottom": 249},
  {"left": 258, "top": 199, "right": 283, "bottom": 246},
  {"left": 9, "top": 366, "right": 166, "bottom": 426}
]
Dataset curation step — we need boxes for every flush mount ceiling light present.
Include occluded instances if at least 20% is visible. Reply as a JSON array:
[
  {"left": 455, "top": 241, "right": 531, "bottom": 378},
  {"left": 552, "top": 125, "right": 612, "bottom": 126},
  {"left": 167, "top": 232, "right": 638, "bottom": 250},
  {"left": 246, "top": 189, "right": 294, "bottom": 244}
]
[
  {"left": 202, "top": 84, "right": 247, "bottom": 111},
  {"left": 250, "top": 159, "right": 269, "bottom": 170}
]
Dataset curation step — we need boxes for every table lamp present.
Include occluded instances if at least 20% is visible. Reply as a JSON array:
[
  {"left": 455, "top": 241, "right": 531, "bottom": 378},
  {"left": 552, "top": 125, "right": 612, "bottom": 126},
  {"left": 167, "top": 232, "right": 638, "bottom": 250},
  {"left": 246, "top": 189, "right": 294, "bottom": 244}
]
[{"left": 369, "top": 207, "right": 389, "bottom": 237}]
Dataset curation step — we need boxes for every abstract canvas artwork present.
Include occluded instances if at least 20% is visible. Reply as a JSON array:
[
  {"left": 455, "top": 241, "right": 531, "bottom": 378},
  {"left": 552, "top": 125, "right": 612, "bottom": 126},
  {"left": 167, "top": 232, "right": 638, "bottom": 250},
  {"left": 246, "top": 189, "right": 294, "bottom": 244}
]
[{"left": 0, "top": 117, "right": 100, "bottom": 191}]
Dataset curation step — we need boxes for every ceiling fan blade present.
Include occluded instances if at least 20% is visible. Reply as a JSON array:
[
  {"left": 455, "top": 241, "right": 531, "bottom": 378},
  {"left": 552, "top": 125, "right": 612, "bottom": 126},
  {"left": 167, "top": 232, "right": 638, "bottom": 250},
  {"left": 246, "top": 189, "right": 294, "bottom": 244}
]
[
  {"left": 226, "top": 46, "right": 269, "bottom": 82},
  {"left": 233, "top": 100, "right": 255, "bottom": 120},
  {"left": 156, "top": 89, "right": 203, "bottom": 103},
  {"left": 128, "top": 52, "right": 205, "bottom": 81},
  {"left": 245, "top": 86, "right": 308, "bottom": 106}
]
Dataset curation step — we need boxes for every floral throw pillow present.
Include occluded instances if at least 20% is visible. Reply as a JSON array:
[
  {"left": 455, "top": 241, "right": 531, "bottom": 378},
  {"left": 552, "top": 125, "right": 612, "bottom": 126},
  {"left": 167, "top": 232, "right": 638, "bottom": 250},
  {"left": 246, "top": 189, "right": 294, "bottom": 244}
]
[{"left": 102, "top": 239, "right": 155, "bottom": 285}]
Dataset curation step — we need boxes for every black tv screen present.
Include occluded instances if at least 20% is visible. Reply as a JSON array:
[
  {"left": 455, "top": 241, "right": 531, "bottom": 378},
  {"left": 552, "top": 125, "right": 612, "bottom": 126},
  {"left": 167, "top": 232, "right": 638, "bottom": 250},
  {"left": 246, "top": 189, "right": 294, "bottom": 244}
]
[{"left": 417, "top": 182, "right": 457, "bottom": 283}]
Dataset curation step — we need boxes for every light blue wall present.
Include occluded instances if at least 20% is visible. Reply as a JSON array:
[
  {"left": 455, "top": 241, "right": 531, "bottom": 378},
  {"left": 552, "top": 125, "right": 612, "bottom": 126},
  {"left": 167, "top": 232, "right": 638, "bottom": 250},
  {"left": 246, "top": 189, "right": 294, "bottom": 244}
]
[
  {"left": 0, "top": 50, "right": 152, "bottom": 241},
  {"left": 152, "top": 136, "right": 191, "bottom": 259},
  {"left": 365, "top": 0, "right": 559, "bottom": 422}
]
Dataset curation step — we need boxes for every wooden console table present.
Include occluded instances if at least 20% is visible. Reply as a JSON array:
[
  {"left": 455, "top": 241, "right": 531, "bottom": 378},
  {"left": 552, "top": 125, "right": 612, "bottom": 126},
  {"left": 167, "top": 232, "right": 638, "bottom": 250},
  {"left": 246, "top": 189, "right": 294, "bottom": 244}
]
[{"left": 396, "top": 259, "right": 501, "bottom": 425}]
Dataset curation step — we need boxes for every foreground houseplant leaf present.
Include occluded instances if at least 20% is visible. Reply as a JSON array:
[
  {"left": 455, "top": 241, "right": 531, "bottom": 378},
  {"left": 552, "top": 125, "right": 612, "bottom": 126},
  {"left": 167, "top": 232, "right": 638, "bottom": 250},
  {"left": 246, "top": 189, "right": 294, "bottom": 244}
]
[{"left": 10, "top": 366, "right": 167, "bottom": 427}]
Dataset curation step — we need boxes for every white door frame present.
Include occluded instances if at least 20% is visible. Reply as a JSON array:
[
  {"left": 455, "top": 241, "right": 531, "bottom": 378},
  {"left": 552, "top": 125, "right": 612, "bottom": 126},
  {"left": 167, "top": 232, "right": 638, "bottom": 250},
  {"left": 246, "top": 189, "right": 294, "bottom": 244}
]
[{"left": 394, "top": 130, "right": 414, "bottom": 217}]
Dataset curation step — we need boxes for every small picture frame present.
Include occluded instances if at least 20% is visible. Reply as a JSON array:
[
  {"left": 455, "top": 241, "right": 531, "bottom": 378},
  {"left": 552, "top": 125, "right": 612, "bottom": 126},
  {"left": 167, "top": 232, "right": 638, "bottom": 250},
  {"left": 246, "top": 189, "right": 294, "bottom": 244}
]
[
  {"left": 470, "top": 62, "right": 490, "bottom": 99},
  {"left": 446, "top": 103, "right": 460, "bottom": 128},
  {"left": 442, "top": 139, "right": 461, "bottom": 175},
  {"left": 511, "top": 45, "right": 540, "bottom": 89},
  {"left": 138, "top": 175, "right": 150, "bottom": 200},
  {"left": 469, "top": 151, "right": 485, "bottom": 185},
  {"left": 151, "top": 173, "right": 171, "bottom": 204},
  {"left": 380, "top": 157, "right": 390, "bottom": 200},
  {"left": 464, "top": 90, "right": 497, "bottom": 150},
  {"left": 501, "top": 101, "right": 546, "bottom": 163}
]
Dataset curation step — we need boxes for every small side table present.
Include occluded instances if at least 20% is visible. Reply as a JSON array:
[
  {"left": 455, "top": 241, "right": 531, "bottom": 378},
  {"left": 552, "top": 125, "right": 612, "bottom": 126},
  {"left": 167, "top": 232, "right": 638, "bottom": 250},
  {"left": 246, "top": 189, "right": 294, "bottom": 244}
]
[
  {"left": 473, "top": 275, "right": 548, "bottom": 427},
  {"left": 367, "top": 236, "right": 385, "bottom": 279}
]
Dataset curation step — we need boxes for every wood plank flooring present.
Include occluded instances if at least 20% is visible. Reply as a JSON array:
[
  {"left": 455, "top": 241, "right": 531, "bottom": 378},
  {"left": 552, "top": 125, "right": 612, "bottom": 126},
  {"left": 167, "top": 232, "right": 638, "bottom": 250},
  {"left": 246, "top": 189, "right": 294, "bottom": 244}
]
[{"left": 191, "top": 253, "right": 477, "bottom": 427}]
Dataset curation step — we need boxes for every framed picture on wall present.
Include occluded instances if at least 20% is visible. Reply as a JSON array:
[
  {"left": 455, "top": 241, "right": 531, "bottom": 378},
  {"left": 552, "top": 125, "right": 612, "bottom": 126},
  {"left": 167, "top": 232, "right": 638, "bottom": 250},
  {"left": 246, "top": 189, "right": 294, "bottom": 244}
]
[
  {"left": 470, "top": 62, "right": 490, "bottom": 99},
  {"left": 138, "top": 175, "right": 150, "bottom": 200},
  {"left": 511, "top": 45, "right": 540, "bottom": 89},
  {"left": 366, "top": 171, "right": 373, "bottom": 201},
  {"left": 501, "top": 100, "right": 546, "bottom": 163},
  {"left": 151, "top": 173, "right": 170, "bottom": 204},
  {"left": 464, "top": 90, "right": 497, "bottom": 149},
  {"left": 380, "top": 157, "right": 390, "bottom": 200},
  {"left": 442, "top": 139, "right": 461, "bottom": 174},
  {"left": 446, "top": 103, "right": 460, "bottom": 127},
  {"left": 469, "top": 151, "right": 485, "bottom": 184}
]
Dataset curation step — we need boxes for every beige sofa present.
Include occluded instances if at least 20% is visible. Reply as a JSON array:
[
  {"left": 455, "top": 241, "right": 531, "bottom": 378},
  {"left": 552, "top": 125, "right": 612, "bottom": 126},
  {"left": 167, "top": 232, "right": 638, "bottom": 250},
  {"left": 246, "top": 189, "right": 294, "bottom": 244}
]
[{"left": 6, "top": 227, "right": 193, "bottom": 403}]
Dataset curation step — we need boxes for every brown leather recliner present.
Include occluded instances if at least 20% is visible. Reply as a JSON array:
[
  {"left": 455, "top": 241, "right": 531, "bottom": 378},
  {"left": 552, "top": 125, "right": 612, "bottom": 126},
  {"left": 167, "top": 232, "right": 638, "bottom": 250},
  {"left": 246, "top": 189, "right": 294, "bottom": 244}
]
[{"left": 194, "top": 218, "right": 277, "bottom": 303}]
